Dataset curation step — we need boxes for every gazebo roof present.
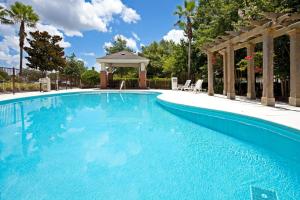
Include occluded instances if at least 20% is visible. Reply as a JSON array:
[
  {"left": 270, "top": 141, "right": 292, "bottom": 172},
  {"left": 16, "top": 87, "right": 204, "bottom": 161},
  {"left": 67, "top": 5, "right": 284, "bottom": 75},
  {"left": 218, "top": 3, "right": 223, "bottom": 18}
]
[
  {"left": 96, "top": 51, "right": 149, "bottom": 68},
  {"left": 97, "top": 51, "right": 149, "bottom": 61}
]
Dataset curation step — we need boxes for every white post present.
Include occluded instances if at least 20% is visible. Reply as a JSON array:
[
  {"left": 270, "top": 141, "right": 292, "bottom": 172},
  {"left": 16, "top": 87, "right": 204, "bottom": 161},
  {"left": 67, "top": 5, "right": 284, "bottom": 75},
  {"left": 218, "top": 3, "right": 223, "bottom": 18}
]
[
  {"left": 261, "top": 29, "right": 275, "bottom": 106},
  {"left": 288, "top": 29, "right": 300, "bottom": 106},
  {"left": 227, "top": 43, "right": 235, "bottom": 99},
  {"left": 207, "top": 51, "right": 214, "bottom": 96}
]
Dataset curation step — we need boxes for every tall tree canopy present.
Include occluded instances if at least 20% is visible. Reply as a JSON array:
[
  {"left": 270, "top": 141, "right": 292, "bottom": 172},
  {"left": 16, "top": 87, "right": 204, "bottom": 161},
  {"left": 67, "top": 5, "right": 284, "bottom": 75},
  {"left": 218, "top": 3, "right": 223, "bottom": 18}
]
[
  {"left": 63, "top": 53, "right": 87, "bottom": 83},
  {"left": 24, "top": 31, "right": 66, "bottom": 75},
  {"left": 194, "top": 0, "right": 300, "bottom": 48},
  {"left": 0, "top": 5, "right": 11, "bottom": 24},
  {"left": 104, "top": 37, "right": 133, "bottom": 55},
  {"left": 174, "top": 0, "right": 196, "bottom": 79},
  {"left": 7, "top": 2, "right": 39, "bottom": 75},
  {"left": 141, "top": 39, "right": 204, "bottom": 82}
]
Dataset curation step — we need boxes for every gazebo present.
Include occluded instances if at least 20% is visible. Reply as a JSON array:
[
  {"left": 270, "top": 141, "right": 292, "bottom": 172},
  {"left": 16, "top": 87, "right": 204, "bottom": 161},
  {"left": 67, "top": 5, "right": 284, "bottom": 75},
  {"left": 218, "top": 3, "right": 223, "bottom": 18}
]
[
  {"left": 203, "top": 12, "right": 300, "bottom": 107},
  {"left": 96, "top": 51, "right": 150, "bottom": 89}
]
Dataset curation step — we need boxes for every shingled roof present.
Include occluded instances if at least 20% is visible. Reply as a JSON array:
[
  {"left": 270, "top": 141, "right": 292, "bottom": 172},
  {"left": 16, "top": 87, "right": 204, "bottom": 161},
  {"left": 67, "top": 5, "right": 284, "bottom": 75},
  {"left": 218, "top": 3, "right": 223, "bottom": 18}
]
[{"left": 97, "top": 51, "right": 149, "bottom": 61}]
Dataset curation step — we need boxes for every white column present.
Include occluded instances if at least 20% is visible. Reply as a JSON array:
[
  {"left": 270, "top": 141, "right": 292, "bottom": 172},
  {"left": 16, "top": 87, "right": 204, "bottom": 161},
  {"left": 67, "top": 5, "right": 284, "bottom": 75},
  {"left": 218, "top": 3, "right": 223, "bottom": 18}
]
[
  {"left": 222, "top": 51, "right": 228, "bottom": 95},
  {"left": 289, "top": 29, "right": 300, "bottom": 106},
  {"left": 227, "top": 44, "right": 235, "bottom": 99},
  {"left": 246, "top": 43, "right": 256, "bottom": 99},
  {"left": 261, "top": 29, "right": 275, "bottom": 106},
  {"left": 207, "top": 51, "right": 214, "bottom": 96}
]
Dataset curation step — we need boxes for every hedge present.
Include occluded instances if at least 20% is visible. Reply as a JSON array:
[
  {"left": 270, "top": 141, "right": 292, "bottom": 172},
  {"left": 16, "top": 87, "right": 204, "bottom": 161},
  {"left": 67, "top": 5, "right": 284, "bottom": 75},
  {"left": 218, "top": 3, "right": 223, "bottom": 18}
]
[{"left": 0, "top": 82, "right": 40, "bottom": 92}]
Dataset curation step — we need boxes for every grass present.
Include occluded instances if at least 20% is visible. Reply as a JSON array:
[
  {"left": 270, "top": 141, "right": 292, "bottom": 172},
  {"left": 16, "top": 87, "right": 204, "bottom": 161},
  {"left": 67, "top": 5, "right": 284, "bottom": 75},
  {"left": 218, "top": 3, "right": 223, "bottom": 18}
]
[{"left": 0, "top": 82, "right": 40, "bottom": 92}]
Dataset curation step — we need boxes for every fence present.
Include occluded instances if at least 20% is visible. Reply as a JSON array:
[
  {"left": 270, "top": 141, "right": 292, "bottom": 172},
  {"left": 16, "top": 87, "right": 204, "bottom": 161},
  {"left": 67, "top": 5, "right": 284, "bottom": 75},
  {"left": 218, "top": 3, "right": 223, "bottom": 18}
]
[
  {"left": 0, "top": 67, "right": 180, "bottom": 94},
  {"left": 0, "top": 67, "right": 21, "bottom": 94},
  {"left": 106, "top": 78, "right": 172, "bottom": 89}
]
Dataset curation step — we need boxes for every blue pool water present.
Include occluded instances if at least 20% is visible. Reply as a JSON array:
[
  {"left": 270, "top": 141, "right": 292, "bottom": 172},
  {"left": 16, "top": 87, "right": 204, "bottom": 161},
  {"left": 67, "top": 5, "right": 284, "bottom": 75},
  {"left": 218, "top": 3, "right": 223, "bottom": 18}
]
[{"left": 0, "top": 92, "right": 299, "bottom": 200}]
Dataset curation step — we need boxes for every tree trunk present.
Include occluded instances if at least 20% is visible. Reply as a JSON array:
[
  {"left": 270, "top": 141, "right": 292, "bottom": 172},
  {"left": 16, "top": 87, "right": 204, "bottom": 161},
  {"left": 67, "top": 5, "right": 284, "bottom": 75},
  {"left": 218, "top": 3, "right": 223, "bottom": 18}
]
[
  {"left": 19, "top": 21, "right": 25, "bottom": 76},
  {"left": 188, "top": 39, "right": 191, "bottom": 80}
]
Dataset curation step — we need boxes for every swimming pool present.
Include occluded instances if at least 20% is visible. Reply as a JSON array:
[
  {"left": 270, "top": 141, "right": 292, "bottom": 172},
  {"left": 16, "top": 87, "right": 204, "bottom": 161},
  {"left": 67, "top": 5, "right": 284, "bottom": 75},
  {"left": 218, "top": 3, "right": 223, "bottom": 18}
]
[{"left": 0, "top": 92, "right": 299, "bottom": 199}]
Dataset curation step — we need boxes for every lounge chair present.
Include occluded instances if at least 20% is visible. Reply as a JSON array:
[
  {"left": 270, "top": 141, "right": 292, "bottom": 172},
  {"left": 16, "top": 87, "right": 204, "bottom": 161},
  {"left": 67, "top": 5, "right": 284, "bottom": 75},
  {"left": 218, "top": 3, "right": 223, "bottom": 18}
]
[
  {"left": 178, "top": 80, "right": 191, "bottom": 90},
  {"left": 193, "top": 79, "right": 204, "bottom": 93}
]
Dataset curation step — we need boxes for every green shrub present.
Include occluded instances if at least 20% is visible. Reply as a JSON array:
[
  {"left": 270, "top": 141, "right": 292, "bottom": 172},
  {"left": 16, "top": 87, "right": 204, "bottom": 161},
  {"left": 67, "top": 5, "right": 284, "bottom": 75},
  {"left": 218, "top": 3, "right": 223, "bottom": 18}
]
[
  {"left": 148, "top": 78, "right": 171, "bottom": 89},
  {"left": 0, "top": 82, "right": 40, "bottom": 92},
  {"left": 22, "top": 69, "right": 43, "bottom": 82},
  {"left": 109, "top": 77, "right": 171, "bottom": 89},
  {"left": 0, "top": 70, "right": 10, "bottom": 81},
  {"left": 27, "top": 83, "right": 40, "bottom": 91},
  {"left": 81, "top": 70, "right": 100, "bottom": 88}
]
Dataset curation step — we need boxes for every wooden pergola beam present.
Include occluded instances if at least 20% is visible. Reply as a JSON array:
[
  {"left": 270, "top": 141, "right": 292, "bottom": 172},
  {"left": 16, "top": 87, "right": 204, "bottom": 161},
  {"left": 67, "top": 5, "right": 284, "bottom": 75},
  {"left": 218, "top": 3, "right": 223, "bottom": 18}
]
[
  {"left": 286, "top": 13, "right": 300, "bottom": 21},
  {"left": 249, "top": 20, "right": 267, "bottom": 27},
  {"left": 205, "top": 13, "right": 300, "bottom": 53},
  {"left": 225, "top": 31, "right": 241, "bottom": 36},
  {"left": 263, "top": 12, "right": 283, "bottom": 20},
  {"left": 277, "top": 13, "right": 291, "bottom": 23},
  {"left": 289, "top": 21, "right": 300, "bottom": 29},
  {"left": 239, "top": 26, "right": 253, "bottom": 32},
  {"left": 221, "top": 35, "right": 232, "bottom": 40}
]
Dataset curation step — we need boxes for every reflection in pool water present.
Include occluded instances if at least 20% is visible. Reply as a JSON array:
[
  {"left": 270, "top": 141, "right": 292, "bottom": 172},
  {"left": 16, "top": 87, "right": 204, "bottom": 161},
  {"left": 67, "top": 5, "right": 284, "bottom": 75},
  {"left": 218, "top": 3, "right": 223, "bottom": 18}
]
[{"left": 0, "top": 92, "right": 299, "bottom": 200}]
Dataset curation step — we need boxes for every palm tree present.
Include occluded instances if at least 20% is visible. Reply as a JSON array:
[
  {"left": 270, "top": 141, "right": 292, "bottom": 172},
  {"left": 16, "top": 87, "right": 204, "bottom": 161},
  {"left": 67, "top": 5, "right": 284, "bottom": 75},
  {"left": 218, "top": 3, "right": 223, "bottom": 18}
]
[
  {"left": 0, "top": 5, "right": 11, "bottom": 24},
  {"left": 8, "top": 2, "right": 39, "bottom": 75},
  {"left": 174, "top": 0, "right": 196, "bottom": 79}
]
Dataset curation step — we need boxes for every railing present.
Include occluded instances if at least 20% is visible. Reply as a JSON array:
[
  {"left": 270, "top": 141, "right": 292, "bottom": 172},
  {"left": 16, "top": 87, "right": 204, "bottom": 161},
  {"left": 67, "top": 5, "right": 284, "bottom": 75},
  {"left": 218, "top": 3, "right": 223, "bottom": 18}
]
[
  {"left": 0, "top": 67, "right": 81, "bottom": 95},
  {"left": 0, "top": 67, "right": 19, "bottom": 94},
  {"left": 120, "top": 80, "right": 125, "bottom": 90}
]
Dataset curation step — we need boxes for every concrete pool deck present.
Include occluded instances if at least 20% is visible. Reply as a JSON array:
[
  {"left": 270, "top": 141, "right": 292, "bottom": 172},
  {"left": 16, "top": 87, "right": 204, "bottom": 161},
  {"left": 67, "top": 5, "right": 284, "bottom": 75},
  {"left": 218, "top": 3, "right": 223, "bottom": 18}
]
[{"left": 1, "top": 89, "right": 300, "bottom": 130}]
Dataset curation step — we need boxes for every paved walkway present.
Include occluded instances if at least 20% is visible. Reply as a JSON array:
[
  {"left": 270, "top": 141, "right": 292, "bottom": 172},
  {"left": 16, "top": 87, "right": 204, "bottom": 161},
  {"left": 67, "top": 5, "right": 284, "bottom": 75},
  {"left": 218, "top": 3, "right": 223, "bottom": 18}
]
[
  {"left": 158, "top": 90, "right": 300, "bottom": 130},
  {"left": 1, "top": 89, "right": 300, "bottom": 130}
]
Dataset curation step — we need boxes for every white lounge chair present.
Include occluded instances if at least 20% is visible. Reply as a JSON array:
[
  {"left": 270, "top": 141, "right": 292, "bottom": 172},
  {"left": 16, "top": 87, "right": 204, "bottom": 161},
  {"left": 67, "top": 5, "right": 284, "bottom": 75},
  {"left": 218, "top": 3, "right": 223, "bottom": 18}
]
[
  {"left": 178, "top": 80, "right": 191, "bottom": 90},
  {"left": 193, "top": 79, "right": 204, "bottom": 93}
]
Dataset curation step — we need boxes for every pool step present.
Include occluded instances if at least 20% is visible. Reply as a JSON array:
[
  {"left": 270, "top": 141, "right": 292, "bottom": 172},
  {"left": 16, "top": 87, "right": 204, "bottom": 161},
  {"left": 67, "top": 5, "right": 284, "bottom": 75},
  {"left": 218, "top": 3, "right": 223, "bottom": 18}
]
[{"left": 251, "top": 186, "right": 278, "bottom": 200}]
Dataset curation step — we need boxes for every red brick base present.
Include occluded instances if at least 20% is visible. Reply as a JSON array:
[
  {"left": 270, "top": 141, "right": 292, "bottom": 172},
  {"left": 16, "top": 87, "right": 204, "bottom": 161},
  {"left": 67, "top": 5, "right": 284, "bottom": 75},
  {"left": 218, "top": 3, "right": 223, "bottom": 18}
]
[
  {"left": 100, "top": 71, "right": 107, "bottom": 89},
  {"left": 107, "top": 72, "right": 113, "bottom": 88},
  {"left": 139, "top": 71, "right": 147, "bottom": 89}
]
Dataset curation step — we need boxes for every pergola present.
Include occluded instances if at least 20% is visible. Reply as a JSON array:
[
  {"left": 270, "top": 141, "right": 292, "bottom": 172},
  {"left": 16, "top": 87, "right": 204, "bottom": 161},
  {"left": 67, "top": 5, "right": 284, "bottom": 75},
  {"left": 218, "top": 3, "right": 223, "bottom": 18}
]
[
  {"left": 203, "top": 12, "right": 300, "bottom": 107},
  {"left": 96, "top": 51, "right": 150, "bottom": 89}
]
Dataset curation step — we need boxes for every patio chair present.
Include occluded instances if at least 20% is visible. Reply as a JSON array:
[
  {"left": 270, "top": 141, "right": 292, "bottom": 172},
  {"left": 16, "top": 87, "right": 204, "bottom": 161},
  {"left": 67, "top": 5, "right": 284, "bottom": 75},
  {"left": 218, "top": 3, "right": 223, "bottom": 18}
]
[
  {"left": 178, "top": 80, "right": 191, "bottom": 90},
  {"left": 193, "top": 79, "right": 204, "bottom": 93}
]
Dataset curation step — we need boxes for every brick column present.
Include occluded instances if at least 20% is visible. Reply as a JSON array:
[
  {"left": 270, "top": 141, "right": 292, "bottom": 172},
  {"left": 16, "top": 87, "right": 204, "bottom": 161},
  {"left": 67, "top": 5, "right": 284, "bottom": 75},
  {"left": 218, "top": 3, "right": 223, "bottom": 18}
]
[
  {"left": 246, "top": 43, "right": 256, "bottom": 99},
  {"left": 207, "top": 51, "right": 214, "bottom": 96},
  {"left": 100, "top": 63, "right": 107, "bottom": 89},
  {"left": 107, "top": 71, "right": 113, "bottom": 88},
  {"left": 261, "top": 29, "right": 275, "bottom": 106},
  {"left": 227, "top": 43, "right": 235, "bottom": 99},
  {"left": 139, "top": 63, "right": 147, "bottom": 89},
  {"left": 289, "top": 29, "right": 300, "bottom": 106}
]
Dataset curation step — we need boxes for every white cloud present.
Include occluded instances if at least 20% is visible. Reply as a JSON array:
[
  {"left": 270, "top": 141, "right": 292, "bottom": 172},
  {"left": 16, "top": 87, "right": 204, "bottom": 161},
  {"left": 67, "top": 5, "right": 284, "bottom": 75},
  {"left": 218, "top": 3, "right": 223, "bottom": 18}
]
[
  {"left": 1, "top": 0, "right": 141, "bottom": 67},
  {"left": 28, "top": 23, "right": 71, "bottom": 48},
  {"left": 121, "top": 7, "right": 140, "bottom": 23},
  {"left": 77, "top": 58, "right": 88, "bottom": 65},
  {"left": 163, "top": 29, "right": 187, "bottom": 44},
  {"left": 6, "top": 0, "right": 141, "bottom": 37},
  {"left": 82, "top": 52, "right": 96, "bottom": 57},
  {"left": 103, "top": 42, "right": 113, "bottom": 51},
  {"left": 114, "top": 34, "right": 137, "bottom": 50},
  {"left": 132, "top": 32, "right": 140, "bottom": 41},
  {"left": 0, "top": 22, "right": 70, "bottom": 67},
  {"left": 103, "top": 34, "right": 139, "bottom": 53}
]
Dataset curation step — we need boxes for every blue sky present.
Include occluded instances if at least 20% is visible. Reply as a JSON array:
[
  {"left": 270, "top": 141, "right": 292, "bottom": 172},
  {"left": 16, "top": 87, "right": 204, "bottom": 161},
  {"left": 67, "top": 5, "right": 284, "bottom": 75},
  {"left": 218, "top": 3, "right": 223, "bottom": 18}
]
[{"left": 0, "top": 0, "right": 185, "bottom": 69}]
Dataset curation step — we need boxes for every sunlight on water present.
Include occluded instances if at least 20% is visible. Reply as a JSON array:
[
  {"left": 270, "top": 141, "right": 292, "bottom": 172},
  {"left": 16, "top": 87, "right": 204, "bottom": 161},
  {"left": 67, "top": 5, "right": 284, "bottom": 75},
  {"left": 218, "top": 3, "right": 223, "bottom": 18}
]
[{"left": 0, "top": 92, "right": 299, "bottom": 200}]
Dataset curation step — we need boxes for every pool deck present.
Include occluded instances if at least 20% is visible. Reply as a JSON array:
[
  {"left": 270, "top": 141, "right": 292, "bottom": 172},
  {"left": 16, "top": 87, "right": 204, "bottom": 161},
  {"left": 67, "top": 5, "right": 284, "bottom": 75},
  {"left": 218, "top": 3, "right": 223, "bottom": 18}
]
[{"left": 1, "top": 89, "right": 300, "bottom": 130}]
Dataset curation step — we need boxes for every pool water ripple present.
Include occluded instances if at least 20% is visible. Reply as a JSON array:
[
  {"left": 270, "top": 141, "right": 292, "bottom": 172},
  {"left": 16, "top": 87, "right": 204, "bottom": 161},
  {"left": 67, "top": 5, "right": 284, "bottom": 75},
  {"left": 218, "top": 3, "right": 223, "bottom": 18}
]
[{"left": 0, "top": 92, "right": 299, "bottom": 200}]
